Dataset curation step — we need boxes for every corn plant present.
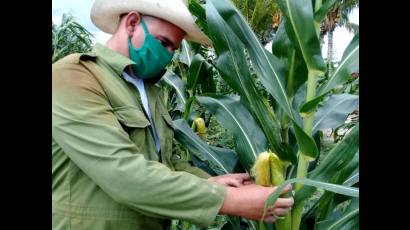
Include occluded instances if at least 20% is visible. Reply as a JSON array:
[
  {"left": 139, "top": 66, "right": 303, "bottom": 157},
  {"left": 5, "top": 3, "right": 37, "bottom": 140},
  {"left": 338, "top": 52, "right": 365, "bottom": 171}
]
[
  {"left": 52, "top": 13, "right": 93, "bottom": 63},
  {"left": 164, "top": 0, "right": 358, "bottom": 229}
]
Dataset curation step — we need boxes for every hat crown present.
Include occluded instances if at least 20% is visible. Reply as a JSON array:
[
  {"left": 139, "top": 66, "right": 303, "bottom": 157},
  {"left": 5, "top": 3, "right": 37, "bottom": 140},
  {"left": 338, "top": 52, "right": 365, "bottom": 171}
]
[{"left": 91, "top": 0, "right": 211, "bottom": 45}]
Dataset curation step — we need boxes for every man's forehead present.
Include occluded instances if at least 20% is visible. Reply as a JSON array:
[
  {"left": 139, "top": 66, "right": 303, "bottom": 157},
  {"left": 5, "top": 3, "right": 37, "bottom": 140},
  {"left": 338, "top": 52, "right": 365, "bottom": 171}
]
[{"left": 145, "top": 15, "right": 186, "bottom": 48}]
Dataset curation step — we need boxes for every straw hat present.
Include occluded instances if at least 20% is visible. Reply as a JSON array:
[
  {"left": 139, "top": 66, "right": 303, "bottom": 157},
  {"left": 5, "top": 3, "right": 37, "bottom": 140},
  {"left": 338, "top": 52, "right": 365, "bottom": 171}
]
[{"left": 90, "top": 0, "right": 210, "bottom": 45}]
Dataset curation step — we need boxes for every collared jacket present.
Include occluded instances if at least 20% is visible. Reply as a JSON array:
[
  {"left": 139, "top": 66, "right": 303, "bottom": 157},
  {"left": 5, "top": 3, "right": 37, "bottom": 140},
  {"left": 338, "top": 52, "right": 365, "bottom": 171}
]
[{"left": 52, "top": 43, "right": 226, "bottom": 230}]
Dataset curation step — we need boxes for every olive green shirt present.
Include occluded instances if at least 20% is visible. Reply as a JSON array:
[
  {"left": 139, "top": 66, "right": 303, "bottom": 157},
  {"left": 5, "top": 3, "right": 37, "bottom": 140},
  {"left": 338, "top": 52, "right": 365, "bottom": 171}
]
[{"left": 52, "top": 43, "right": 226, "bottom": 229}]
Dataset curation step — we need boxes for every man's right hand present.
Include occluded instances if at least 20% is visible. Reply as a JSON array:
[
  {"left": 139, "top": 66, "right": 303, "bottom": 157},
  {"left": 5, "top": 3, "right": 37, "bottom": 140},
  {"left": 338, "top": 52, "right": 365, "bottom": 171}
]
[{"left": 219, "top": 183, "right": 294, "bottom": 223}]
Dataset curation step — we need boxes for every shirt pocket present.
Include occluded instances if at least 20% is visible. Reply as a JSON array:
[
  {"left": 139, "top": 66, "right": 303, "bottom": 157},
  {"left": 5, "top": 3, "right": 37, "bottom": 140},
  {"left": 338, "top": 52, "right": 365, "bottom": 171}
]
[
  {"left": 113, "top": 106, "right": 151, "bottom": 152},
  {"left": 113, "top": 106, "right": 150, "bottom": 128}
]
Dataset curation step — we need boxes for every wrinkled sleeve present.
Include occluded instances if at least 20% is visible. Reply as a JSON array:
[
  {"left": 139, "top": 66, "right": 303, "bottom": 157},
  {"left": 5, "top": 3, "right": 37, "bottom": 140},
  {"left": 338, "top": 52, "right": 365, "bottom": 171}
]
[{"left": 52, "top": 62, "right": 226, "bottom": 227}]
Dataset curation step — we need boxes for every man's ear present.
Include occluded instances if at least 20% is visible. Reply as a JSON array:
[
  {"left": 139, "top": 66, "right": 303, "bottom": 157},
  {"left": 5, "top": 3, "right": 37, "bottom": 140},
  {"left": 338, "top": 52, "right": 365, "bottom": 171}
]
[{"left": 125, "top": 11, "right": 141, "bottom": 37}]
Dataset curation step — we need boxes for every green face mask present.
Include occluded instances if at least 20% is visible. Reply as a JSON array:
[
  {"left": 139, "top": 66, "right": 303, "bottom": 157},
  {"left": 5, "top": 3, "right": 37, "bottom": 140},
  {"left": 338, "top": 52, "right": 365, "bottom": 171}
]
[{"left": 128, "top": 18, "right": 174, "bottom": 79}]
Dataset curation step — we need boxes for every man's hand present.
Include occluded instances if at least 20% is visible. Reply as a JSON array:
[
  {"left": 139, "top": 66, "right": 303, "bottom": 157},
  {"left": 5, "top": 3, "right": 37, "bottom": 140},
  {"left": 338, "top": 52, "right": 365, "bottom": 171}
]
[
  {"left": 219, "top": 183, "right": 294, "bottom": 223},
  {"left": 208, "top": 173, "right": 251, "bottom": 187}
]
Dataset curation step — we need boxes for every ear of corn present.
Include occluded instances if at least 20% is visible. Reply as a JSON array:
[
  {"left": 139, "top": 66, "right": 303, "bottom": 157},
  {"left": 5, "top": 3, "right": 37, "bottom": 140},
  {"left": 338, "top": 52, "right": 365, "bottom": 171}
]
[
  {"left": 269, "top": 152, "right": 285, "bottom": 186},
  {"left": 253, "top": 150, "right": 285, "bottom": 187},
  {"left": 254, "top": 151, "right": 272, "bottom": 186},
  {"left": 194, "top": 117, "right": 207, "bottom": 139},
  {"left": 253, "top": 150, "right": 291, "bottom": 230}
]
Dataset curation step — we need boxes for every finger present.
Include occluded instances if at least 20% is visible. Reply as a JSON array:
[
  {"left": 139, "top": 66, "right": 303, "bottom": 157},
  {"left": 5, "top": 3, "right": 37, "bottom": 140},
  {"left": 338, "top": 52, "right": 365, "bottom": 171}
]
[
  {"left": 265, "top": 205, "right": 275, "bottom": 212},
  {"left": 243, "top": 180, "right": 254, "bottom": 185},
  {"left": 234, "top": 173, "right": 251, "bottom": 181},
  {"left": 226, "top": 179, "right": 243, "bottom": 187},
  {"left": 274, "top": 207, "right": 292, "bottom": 216},
  {"left": 274, "top": 198, "right": 294, "bottom": 208},
  {"left": 263, "top": 215, "right": 277, "bottom": 223},
  {"left": 266, "top": 209, "right": 276, "bottom": 217},
  {"left": 276, "top": 184, "right": 292, "bottom": 194}
]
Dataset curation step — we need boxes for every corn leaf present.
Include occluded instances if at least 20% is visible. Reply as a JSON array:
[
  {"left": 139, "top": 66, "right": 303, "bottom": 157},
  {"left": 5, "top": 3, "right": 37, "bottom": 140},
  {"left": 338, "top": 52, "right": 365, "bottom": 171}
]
[
  {"left": 197, "top": 95, "right": 268, "bottom": 172},
  {"left": 261, "top": 177, "right": 359, "bottom": 225},
  {"left": 316, "top": 198, "right": 359, "bottom": 230},
  {"left": 206, "top": 0, "right": 296, "bottom": 163},
  {"left": 272, "top": 18, "right": 308, "bottom": 97},
  {"left": 312, "top": 94, "right": 358, "bottom": 133},
  {"left": 208, "top": 0, "right": 293, "bottom": 119},
  {"left": 295, "top": 125, "right": 359, "bottom": 202},
  {"left": 276, "top": 0, "right": 326, "bottom": 75},
  {"left": 187, "top": 54, "right": 212, "bottom": 90},
  {"left": 318, "top": 34, "right": 359, "bottom": 96},
  {"left": 208, "top": 0, "right": 319, "bottom": 162},
  {"left": 160, "top": 72, "right": 187, "bottom": 107},
  {"left": 178, "top": 40, "right": 193, "bottom": 66},
  {"left": 173, "top": 119, "right": 238, "bottom": 174},
  {"left": 188, "top": 0, "right": 209, "bottom": 36}
]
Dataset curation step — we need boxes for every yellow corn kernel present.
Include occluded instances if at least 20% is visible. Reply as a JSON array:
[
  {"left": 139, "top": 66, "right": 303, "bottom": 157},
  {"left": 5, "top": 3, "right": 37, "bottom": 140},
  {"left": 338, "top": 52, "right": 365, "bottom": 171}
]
[
  {"left": 269, "top": 151, "right": 285, "bottom": 186},
  {"left": 254, "top": 151, "right": 272, "bottom": 187}
]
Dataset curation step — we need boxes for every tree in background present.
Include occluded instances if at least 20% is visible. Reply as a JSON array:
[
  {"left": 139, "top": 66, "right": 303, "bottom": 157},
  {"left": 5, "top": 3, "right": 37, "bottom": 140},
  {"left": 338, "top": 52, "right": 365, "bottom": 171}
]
[
  {"left": 231, "top": 0, "right": 282, "bottom": 45},
  {"left": 320, "top": 0, "right": 359, "bottom": 76}
]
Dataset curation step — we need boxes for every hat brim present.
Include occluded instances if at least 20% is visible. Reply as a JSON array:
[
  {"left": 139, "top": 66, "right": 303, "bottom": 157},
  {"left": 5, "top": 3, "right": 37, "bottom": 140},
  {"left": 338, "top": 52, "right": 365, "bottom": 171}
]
[{"left": 91, "top": 0, "right": 211, "bottom": 45}]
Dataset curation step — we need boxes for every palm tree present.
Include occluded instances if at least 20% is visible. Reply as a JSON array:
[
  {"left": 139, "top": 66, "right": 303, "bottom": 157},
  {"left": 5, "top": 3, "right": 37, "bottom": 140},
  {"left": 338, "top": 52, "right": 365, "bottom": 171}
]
[
  {"left": 320, "top": 0, "right": 359, "bottom": 75},
  {"left": 52, "top": 13, "right": 94, "bottom": 63},
  {"left": 231, "top": 0, "right": 282, "bottom": 45}
]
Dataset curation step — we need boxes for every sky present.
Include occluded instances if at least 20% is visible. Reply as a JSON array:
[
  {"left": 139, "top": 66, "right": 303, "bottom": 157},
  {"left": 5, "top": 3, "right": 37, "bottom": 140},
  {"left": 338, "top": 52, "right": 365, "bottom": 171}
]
[
  {"left": 321, "top": 8, "right": 358, "bottom": 62},
  {"left": 52, "top": 0, "right": 358, "bottom": 62},
  {"left": 52, "top": 0, "right": 111, "bottom": 44}
]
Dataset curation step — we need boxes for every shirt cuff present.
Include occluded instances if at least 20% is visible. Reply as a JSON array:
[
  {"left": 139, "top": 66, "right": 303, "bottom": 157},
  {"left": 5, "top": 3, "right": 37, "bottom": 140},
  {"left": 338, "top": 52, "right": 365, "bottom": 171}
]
[{"left": 194, "top": 181, "right": 227, "bottom": 227}]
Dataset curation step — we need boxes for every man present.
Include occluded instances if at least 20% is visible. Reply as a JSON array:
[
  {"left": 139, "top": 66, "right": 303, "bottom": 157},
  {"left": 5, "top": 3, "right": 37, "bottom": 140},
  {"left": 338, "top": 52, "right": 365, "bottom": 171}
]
[{"left": 52, "top": 0, "right": 294, "bottom": 229}]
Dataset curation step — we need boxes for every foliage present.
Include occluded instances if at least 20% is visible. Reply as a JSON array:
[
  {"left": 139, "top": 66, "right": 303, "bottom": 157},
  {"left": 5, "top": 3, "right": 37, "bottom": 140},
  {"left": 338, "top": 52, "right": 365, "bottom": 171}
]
[{"left": 52, "top": 13, "right": 94, "bottom": 63}]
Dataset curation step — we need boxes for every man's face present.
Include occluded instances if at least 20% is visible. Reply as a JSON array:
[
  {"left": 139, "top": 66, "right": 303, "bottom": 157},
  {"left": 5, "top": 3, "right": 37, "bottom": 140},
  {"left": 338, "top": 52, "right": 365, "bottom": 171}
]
[{"left": 129, "top": 14, "right": 186, "bottom": 53}]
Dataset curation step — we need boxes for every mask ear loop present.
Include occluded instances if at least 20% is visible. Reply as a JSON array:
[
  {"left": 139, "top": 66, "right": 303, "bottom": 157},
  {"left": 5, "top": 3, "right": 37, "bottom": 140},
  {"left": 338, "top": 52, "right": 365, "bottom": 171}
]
[
  {"left": 139, "top": 17, "right": 149, "bottom": 34},
  {"left": 128, "top": 17, "right": 135, "bottom": 44},
  {"left": 128, "top": 17, "right": 148, "bottom": 49},
  {"left": 129, "top": 15, "right": 146, "bottom": 38}
]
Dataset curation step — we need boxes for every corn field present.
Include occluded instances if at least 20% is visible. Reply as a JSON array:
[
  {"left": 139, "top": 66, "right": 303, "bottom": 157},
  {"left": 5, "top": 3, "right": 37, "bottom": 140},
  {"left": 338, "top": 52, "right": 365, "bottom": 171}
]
[
  {"left": 164, "top": 0, "right": 359, "bottom": 229},
  {"left": 52, "top": 0, "right": 359, "bottom": 229}
]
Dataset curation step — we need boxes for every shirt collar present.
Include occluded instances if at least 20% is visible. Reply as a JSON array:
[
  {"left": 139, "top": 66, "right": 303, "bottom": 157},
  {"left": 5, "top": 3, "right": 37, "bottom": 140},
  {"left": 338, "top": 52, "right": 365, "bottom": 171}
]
[
  {"left": 91, "top": 43, "right": 161, "bottom": 91},
  {"left": 92, "top": 43, "right": 135, "bottom": 76}
]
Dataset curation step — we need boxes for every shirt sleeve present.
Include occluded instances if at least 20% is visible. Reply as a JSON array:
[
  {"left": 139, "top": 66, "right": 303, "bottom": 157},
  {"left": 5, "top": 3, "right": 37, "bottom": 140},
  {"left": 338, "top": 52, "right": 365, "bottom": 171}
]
[{"left": 52, "top": 61, "right": 227, "bottom": 227}]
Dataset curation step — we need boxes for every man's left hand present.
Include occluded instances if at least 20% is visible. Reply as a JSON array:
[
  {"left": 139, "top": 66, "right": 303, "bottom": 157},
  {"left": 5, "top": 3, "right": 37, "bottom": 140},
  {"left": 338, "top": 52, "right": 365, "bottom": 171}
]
[{"left": 208, "top": 173, "right": 252, "bottom": 187}]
